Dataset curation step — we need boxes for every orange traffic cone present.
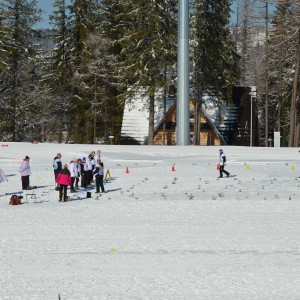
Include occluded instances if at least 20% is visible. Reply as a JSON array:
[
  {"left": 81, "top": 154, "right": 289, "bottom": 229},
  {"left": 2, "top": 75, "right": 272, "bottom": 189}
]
[
  {"left": 172, "top": 164, "right": 175, "bottom": 172},
  {"left": 126, "top": 167, "right": 129, "bottom": 174}
]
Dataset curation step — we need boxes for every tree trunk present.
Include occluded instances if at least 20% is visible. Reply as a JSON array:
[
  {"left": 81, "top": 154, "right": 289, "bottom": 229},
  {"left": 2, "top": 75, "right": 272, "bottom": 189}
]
[
  {"left": 265, "top": 0, "right": 269, "bottom": 147},
  {"left": 148, "top": 93, "right": 155, "bottom": 145},
  {"left": 193, "top": 99, "right": 199, "bottom": 145},
  {"left": 295, "top": 121, "right": 300, "bottom": 147},
  {"left": 288, "top": 30, "right": 300, "bottom": 147},
  {"left": 193, "top": 86, "right": 202, "bottom": 146},
  {"left": 277, "top": 2, "right": 284, "bottom": 134}
]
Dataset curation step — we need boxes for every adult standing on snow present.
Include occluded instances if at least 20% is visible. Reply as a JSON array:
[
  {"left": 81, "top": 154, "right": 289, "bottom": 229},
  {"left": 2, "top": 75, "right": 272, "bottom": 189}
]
[
  {"left": 218, "top": 149, "right": 230, "bottom": 178},
  {"left": 19, "top": 156, "right": 31, "bottom": 190},
  {"left": 53, "top": 153, "right": 62, "bottom": 190},
  {"left": 93, "top": 158, "right": 105, "bottom": 194},
  {"left": 56, "top": 164, "right": 72, "bottom": 202}
]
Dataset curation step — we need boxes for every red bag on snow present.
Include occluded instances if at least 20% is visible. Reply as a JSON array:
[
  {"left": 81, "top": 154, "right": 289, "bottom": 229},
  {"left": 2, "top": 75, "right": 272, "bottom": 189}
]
[{"left": 9, "top": 195, "right": 22, "bottom": 205}]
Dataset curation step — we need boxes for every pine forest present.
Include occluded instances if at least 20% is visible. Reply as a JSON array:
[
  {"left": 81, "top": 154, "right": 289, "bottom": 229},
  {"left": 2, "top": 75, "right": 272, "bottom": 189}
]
[{"left": 0, "top": 0, "right": 299, "bottom": 146}]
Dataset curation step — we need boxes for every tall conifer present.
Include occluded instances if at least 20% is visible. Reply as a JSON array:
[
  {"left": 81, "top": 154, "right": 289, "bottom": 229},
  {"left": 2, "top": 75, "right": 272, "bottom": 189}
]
[
  {"left": 101, "top": 0, "right": 177, "bottom": 145},
  {"left": 45, "top": 0, "right": 73, "bottom": 142},
  {"left": 0, "top": 0, "right": 41, "bottom": 141},
  {"left": 190, "top": 0, "right": 239, "bottom": 144}
]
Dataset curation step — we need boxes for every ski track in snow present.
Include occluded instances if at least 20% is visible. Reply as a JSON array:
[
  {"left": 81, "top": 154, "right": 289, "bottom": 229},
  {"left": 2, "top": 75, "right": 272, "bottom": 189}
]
[{"left": 0, "top": 143, "right": 300, "bottom": 299}]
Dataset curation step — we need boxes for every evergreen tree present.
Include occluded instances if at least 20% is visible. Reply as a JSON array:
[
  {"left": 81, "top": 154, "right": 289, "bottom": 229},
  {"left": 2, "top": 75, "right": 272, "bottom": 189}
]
[
  {"left": 0, "top": 8, "right": 8, "bottom": 71},
  {"left": 83, "top": 32, "right": 123, "bottom": 143},
  {"left": 279, "top": 2, "right": 300, "bottom": 147},
  {"left": 68, "top": 0, "right": 99, "bottom": 68},
  {"left": 67, "top": 0, "right": 101, "bottom": 143},
  {"left": 268, "top": 2, "right": 290, "bottom": 146},
  {"left": 100, "top": 0, "right": 127, "bottom": 56},
  {"left": 191, "top": 0, "right": 238, "bottom": 88},
  {"left": 46, "top": 0, "right": 73, "bottom": 143},
  {"left": 235, "top": 0, "right": 256, "bottom": 86},
  {"left": 190, "top": 0, "right": 239, "bottom": 145},
  {"left": 0, "top": 0, "right": 41, "bottom": 141},
  {"left": 101, "top": 0, "right": 177, "bottom": 145},
  {"left": 267, "top": 1, "right": 300, "bottom": 147}
]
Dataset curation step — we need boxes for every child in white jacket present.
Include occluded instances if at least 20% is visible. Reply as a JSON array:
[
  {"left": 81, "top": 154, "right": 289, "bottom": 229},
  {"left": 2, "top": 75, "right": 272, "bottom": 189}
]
[{"left": 69, "top": 157, "right": 78, "bottom": 192}]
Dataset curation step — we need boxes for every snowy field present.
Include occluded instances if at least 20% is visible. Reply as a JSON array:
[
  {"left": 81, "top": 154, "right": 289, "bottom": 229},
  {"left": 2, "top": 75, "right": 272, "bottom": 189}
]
[{"left": 1, "top": 143, "right": 300, "bottom": 300}]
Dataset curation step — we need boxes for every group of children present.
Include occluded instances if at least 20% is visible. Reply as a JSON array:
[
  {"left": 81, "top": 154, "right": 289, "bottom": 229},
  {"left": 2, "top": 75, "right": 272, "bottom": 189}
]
[
  {"left": 4, "top": 148, "right": 229, "bottom": 203},
  {"left": 54, "top": 150, "right": 105, "bottom": 202}
]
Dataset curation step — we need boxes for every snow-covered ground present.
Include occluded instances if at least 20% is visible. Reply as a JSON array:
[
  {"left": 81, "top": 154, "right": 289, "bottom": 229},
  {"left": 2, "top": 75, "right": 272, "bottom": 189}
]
[{"left": 1, "top": 143, "right": 300, "bottom": 300}]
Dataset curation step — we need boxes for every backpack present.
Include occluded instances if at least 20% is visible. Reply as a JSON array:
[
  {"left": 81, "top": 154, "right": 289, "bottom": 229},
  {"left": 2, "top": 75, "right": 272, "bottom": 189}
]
[{"left": 9, "top": 195, "right": 21, "bottom": 205}]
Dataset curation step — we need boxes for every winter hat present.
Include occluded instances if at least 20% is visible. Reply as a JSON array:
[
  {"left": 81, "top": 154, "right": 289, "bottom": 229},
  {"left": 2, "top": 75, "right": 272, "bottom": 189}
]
[
  {"left": 72, "top": 157, "right": 77, "bottom": 162},
  {"left": 82, "top": 157, "right": 86, "bottom": 161},
  {"left": 25, "top": 155, "right": 30, "bottom": 160}
]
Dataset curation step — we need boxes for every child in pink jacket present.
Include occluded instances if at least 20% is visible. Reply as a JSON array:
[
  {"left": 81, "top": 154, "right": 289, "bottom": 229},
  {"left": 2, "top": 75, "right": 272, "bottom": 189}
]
[{"left": 56, "top": 164, "right": 72, "bottom": 202}]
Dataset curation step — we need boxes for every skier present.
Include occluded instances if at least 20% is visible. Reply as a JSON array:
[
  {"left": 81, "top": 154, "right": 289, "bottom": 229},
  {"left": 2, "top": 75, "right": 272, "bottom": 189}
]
[
  {"left": 53, "top": 153, "right": 62, "bottom": 190},
  {"left": 93, "top": 158, "right": 105, "bottom": 193},
  {"left": 218, "top": 149, "right": 230, "bottom": 178},
  {"left": 19, "top": 156, "right": 31, "bottom": 190},
  {"left": 56, "top": 164, "right": 72, "bottom": 202}
]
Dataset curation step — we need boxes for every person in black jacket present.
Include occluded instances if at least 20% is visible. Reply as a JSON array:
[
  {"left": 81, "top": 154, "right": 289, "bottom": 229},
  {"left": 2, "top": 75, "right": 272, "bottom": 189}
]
[
  {"left": 53, "top": 153, "right": 62, "bottom": 190},
  {"left": 80, "top": 157, "right": 88, "bottom": 188},
  {"left": 93, "top": 159, "right": 105, "bottom": 193}
]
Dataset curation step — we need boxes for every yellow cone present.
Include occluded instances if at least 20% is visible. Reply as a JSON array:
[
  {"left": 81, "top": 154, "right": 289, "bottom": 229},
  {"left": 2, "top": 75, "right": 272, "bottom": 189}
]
[
  {"left": 291, "top": 165, "right": 295, "bottom": 170},
  {"left": 109, "top": 248, "right": 117, "bottom": 253},
  {"left": 246, "top": 165, "right": 250, "bottom": 170},
  {"left": 105, "top": 169, "right": 112, "bottom": 179}
]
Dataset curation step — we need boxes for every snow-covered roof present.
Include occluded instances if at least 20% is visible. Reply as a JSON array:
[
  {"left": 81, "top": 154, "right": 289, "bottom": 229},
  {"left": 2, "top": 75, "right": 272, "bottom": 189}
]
[
  {"left": 121, "top": 92, "right": 175, "bottom": 144},
  {"left": 121, "top": 90, "right": 244, "bottom": 145}
]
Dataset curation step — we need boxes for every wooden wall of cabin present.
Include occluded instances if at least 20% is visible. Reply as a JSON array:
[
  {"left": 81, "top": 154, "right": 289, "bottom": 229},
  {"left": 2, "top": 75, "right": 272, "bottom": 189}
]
[{"left": 154, "top": 106, "right": 222, "bottom": 146}]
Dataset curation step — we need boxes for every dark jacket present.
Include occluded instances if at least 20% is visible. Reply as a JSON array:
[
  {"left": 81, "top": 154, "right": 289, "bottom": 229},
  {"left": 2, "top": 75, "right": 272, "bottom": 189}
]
[
  {"left": 53, "top": 156, "right": 62, "bottom": 172},
  {"left": 93, "top": 162, "right": 104, "bottom": 176}
]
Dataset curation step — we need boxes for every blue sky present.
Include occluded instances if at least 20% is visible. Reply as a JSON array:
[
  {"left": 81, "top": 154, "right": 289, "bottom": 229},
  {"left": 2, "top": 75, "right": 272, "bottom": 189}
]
[
  {"left": 36, "top": 0, "right": 239, "bottom": 28},
  {"left": 35, "top": 0, "right": 270, "bottom": 29},
  {"left": 36, "top": 0, "right": 71, "bottom": 28}
]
